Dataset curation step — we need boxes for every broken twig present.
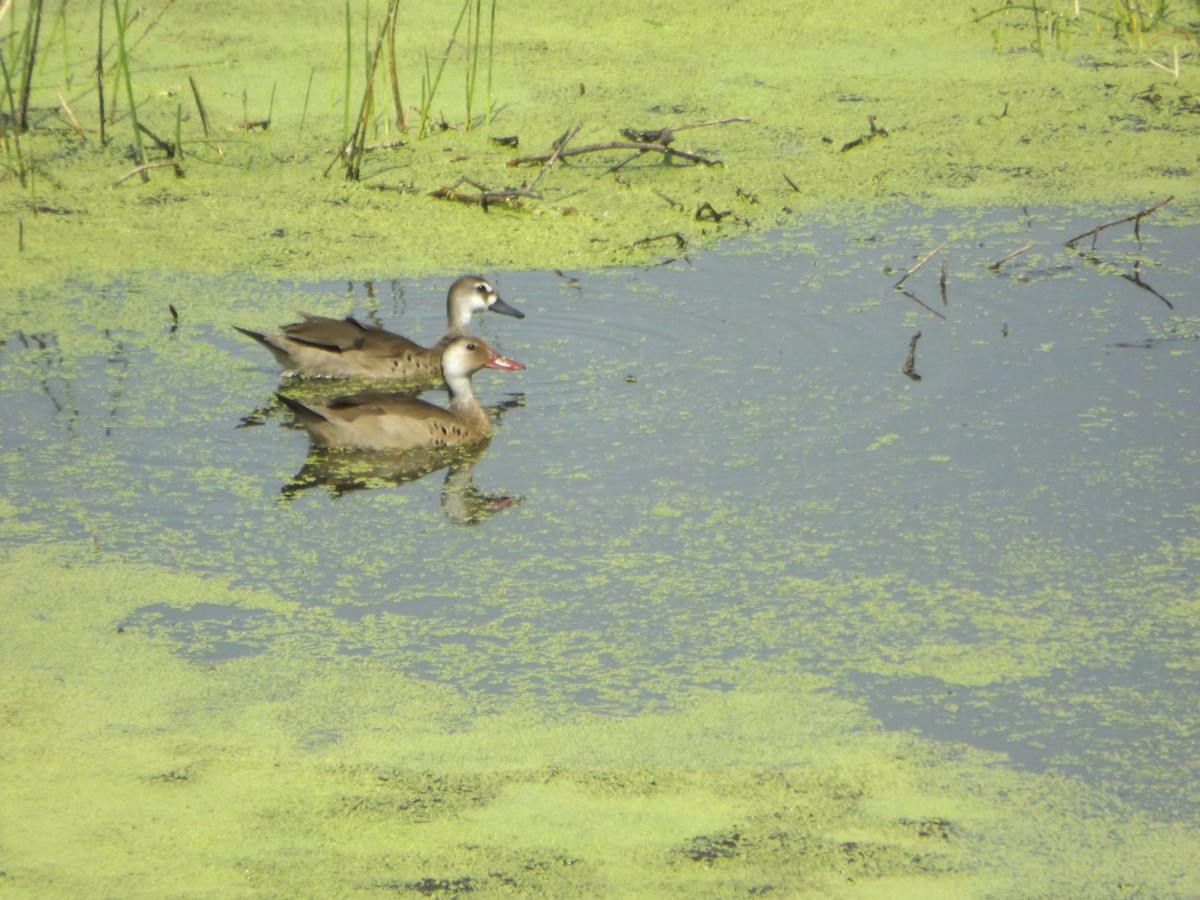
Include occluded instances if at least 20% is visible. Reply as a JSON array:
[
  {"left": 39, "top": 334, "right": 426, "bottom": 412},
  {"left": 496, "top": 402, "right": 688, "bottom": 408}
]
[
  {"left": 428, "top": 176, "right": 539, "bottom": 209},
  {"left": 893, "top": 241, "right": 946, "bottom": 289},
  {"left": 1063, "top": 196, "right": 1173, "bottom": 249},
  {"left": 526, "top": 121, "right": 581, "bottom": 193},
  {"left": 987, "top": 242, "right": 1033, "bottom": 272}
]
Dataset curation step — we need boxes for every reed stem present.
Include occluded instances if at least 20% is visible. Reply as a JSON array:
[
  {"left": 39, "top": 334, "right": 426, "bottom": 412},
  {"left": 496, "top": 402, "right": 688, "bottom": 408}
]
[{"left": 112, "top": 0, "right": 148, "bottom": 181}]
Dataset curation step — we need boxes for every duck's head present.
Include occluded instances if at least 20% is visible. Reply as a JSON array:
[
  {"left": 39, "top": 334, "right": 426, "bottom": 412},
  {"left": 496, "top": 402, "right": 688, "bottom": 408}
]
[
  {"left": 447, "top": 275, "right": 525, "bottom": 330},
  {"left": 441, "top": 335, "right": 525, "bottom": 383}
]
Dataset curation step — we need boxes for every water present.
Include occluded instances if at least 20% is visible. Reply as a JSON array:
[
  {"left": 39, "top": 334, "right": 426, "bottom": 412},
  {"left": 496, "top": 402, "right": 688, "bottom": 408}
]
[{"left": 2, "top": 205, "right": 1197, "bottom": 822}]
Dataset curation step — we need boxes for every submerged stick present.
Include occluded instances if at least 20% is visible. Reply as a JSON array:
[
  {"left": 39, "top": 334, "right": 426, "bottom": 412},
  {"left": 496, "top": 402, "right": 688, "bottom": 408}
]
[
  {"left": 898, "top": 290, "right": 946, "bottom": 320},
  {"left": 901, "top": 331, "right": 922, "bottom": 381},
  {"left": 1064, "top": 196, "right": 1173, "bottom": 249}
]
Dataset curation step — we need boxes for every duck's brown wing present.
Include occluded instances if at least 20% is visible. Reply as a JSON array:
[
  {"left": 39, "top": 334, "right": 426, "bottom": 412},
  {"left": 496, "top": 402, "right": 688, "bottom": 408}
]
[{"left": 280, "top": 314, "right": 375, "bottom": 352}]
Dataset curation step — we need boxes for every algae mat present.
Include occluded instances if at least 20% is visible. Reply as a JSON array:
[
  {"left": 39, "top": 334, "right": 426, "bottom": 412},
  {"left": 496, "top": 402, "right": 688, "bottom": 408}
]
[
  {"left": 3, "top": 0, "right": 1200, "bottom": 896},
  {"left": 2, "top": 0, "right": 1198, "bottom": 289},
  {"left": 2, "top": 543, "right": 1198, "bottom": 897}
]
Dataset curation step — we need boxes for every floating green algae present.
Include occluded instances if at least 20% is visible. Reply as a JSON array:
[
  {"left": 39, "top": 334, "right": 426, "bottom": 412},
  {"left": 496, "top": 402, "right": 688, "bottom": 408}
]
[
  {"left": 3, "top": 2, "right": 1199, "bottom": 894},
  {"left": 1, "top": 0, "right": 1198, "bottom": 293},
  {"left": 2, "top": 542, "right": 1198, "bottom": 897}
]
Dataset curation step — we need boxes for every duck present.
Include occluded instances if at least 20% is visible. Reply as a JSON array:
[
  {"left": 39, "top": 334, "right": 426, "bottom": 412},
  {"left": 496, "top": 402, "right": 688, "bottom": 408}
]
[
  {"left": 236, "top": 274, "right": 523, "bottom": 380},
  {"left": 276, "top": 336, "right": 524, "bottom": 451}
]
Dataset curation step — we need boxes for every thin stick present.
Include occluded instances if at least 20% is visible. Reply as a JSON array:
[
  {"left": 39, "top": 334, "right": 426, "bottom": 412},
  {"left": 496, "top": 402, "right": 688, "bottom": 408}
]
[
  {"left": 385, "top": 0, "right": 404, "bottom": 132},
  {"left": 510, "top": 139, "right": 718, "bottom": 168},
  {"left": 17, "top": 0, "right": 45, "bottom": 131},
  {"left": 428, "top": 176, "right": 539, "bottom": 208},
  {"left": 96, "top": 1, "right": 106, "bottom": 144},
  {"left": 56, "top": 92, "right": 84, "bottom": 135},
  {"left": 893, "top": 241, "right": 945, "bottom": 289},
  {"left": 187, "top": 75, "right": 209, "bottom": 136},
  {"left": 1063, "top": 196, "right": 1173, "bottom": 248},
  {"left": 112, "top": 0, "right": 148, "bottom": 181},
  {"left": 525, "top": 121, "right": 581, "bottom": 192},
  {"left": 987, "top": 242, "right": 1033, "bottom": 271},
  {"left": 113, "top": 159, "right": 183, "bottom": 185},
  {"left": 898, "top": 290, "right": 947, "bottom": 320}
]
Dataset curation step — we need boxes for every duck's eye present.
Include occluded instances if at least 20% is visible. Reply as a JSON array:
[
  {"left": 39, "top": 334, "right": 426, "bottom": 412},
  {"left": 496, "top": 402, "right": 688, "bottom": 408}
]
[
  {"left": 475, "top": 282, "right": 491, "bottom": 295},
  {"left": 465, "top": 342, "right": 478, "bottom": 350}
]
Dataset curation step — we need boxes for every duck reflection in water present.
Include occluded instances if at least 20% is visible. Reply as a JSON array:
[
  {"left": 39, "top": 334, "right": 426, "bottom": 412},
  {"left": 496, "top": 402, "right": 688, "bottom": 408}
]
[
  {"left": 274, "top": 336, "right": 525, "bottom": 525},
  {"left": 279, "top": 437, "right": 522, "bottom": 526}
]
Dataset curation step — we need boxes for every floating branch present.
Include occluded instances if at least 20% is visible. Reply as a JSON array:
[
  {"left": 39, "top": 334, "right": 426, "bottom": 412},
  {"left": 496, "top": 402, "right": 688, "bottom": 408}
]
[
  {"left": 511, "top": 138, "right": 718, "bottom": 170},
  {"left": 695, "top": 201, "right": 741, "bottom": 224},
  {"left": 428, "top": 176, "right": 539, "bottom": 209},
  {"left": 987, "top": 242, "right": 1033, "bottom": 271},
  {"left": 840, "top": 116, "right": 888, "bottom": 152},
  {"left": 113, "top": 159, "right": 184, "bottom": 185},
  {"left": 782, "top": 171, "right": 802, "bottom": 192},
  {"left": 619, "top": 116, "right": 750, "bottom": 144},
  {"left": 510, "top": 118, "right": 748, "bottom": 173},
  {"left": 1063, "top": 196, "right": 1173, "bottom": 249},
  {"left": 939, "top": 256, "right": 949, "bottom": 305},
  {"left": 629, "top": 232, "right": 688, "bottom": 252},
  {"left": 893, "top": 241, "right": 945, "bottom": 289},
  {"left": 901, "top": 331, "right": 922, "bottom": 381}
]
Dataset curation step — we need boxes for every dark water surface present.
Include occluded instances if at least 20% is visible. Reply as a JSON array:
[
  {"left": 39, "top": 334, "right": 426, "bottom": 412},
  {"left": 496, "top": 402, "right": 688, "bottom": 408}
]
[{"left": 3, "top": 206, "right": 1197, "bottom": 821}]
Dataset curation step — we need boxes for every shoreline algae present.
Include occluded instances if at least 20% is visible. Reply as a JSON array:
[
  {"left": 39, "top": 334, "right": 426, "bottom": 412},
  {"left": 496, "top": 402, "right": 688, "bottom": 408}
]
[
  {"left": 2, "top": 543, "right": 1198, "bottom": 896},
  {"left": 1, "top": 0, "right": 1198, "bottom": 293}
]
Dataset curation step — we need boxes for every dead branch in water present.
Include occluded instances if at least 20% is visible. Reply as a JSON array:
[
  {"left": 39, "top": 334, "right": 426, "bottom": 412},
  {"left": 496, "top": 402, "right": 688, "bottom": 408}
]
[
  {"left": 525, "top": 121, "right": 582, "bottom": 193},
  {"left": 840, "top": 116, "right": 889, "bottom": 152},
  {"left": 1064, "top": 196, "right": 1173, "bottom": 249},
  {"left": 893, "top": 241, "right": 945, "bottom": 289},
  {"left": 629, "top": 232, "right": 688, "bottom": 252},
  {"left": 113, "top": 160, "right": 184, "bottom": 185},
  {"left": 987, "top": 242, "right": 1033, "bottom": 271},
  {"left": 901, "top": 331, "right": 922, "bottom": 381},
  {"left": 428, "top": 176, "right": 540, "bottom": 209},
  {"left": 509, "top": 117, "right": 749, "bottom": 172}
]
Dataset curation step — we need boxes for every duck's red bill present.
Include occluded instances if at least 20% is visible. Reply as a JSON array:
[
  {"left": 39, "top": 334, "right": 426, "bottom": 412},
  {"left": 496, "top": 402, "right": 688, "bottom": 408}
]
[{"left": 486, "top": 354, "right": 525, "bottom": 371}]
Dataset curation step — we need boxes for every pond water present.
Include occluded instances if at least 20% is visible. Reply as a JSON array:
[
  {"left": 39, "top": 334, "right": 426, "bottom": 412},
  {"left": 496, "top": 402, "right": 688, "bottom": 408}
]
[{"left": 2, "top": 204, "right": 1198, "bottom": 889}]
